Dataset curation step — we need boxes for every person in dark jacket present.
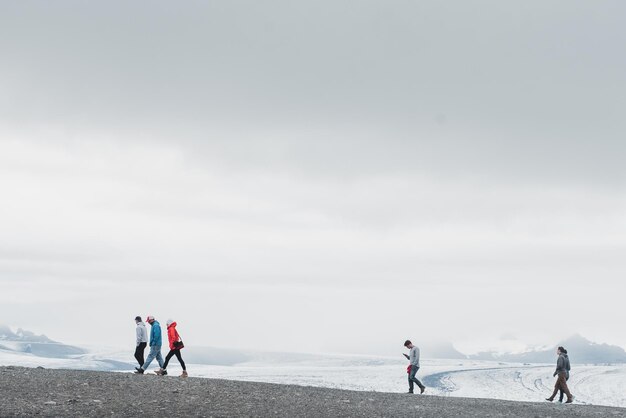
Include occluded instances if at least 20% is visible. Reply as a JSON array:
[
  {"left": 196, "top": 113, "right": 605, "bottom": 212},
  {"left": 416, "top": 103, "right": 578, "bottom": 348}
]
[
  {"left": 557, "top": 347, "right": 571, "bottom": 402},
  {"left": 546, "top": 346, "right": 573, "bottom": 403},
  {"left": 134, "top": 315, "right": 164, "bottom": 374},
  {"left": 155, "top": 319, "right": 187, "bottom": 378},
  {"left": 133, "top": 316, "right": 148, "bottom": 368}
]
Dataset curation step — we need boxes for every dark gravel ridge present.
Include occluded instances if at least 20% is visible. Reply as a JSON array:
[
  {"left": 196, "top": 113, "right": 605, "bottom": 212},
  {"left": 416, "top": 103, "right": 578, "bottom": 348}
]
[{"left": 1, "top": 366, "right": 625, "bottom": 417}]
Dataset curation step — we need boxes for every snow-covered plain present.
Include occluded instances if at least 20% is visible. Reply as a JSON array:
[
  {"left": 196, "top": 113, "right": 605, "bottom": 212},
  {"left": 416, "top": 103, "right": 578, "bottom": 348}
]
[
  {"left": 189, "top": 358, "right": 626, "bottom": 408},
  {"left": 1, "top": 348, "right": 624, "bottom": 408}
]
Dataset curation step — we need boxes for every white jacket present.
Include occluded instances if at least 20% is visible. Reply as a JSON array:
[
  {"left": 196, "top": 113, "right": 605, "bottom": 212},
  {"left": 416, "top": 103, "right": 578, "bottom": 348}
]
[{"left": 136, "top": 322, "right": 148, "bottom": 346}]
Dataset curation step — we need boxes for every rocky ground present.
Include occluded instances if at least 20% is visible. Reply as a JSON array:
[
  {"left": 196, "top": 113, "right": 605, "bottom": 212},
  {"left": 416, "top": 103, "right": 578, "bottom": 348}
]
[{"left": 0, "top": 366, "right": 625, "bottom": 417}]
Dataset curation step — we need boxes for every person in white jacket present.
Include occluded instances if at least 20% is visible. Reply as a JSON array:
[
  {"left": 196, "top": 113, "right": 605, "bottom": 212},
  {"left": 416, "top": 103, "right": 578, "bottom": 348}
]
[{"left": 134, "top": 316, "right": 148, "bottom": 369}]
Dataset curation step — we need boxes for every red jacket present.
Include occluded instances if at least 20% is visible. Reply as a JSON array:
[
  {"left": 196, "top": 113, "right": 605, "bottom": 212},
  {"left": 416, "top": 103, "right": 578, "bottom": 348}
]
[{"left": 167, "top": 322, "right": 183, "bottom": 350}]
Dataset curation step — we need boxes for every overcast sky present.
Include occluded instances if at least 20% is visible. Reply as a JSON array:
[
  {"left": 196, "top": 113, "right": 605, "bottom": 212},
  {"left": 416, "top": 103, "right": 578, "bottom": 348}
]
[{"left": 1, "top": 1, "right": 625, "bottom": 356}]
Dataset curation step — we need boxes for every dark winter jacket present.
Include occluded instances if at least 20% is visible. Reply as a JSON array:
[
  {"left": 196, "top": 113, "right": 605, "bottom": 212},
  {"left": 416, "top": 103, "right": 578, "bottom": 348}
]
[{"left": 554, "top": 353, "right": 571, "bottom": 377}]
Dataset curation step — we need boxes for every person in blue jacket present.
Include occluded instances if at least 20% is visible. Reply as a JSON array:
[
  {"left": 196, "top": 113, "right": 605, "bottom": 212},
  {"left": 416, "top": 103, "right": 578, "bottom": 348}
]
[{"left": 134, "top": 315, "right": 164, "bottom": 374}]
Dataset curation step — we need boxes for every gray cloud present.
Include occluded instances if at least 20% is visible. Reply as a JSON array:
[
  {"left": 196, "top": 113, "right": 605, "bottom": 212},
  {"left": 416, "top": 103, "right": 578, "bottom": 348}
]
[
  {"left": 1, "top": 1, "right": 625, "bottom": 353},
  {"left": 2, "top": 1, "right": 626, "bottom": 184}
]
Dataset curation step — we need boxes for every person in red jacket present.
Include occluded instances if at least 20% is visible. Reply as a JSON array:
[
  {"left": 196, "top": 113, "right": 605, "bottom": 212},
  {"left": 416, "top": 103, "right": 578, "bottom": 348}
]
[{"left": 155, "top": 319, "right": 188, "bottom": 378}]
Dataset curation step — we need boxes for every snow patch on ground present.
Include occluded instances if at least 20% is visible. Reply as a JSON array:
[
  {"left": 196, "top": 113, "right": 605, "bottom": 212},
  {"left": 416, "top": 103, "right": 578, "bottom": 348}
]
[
  {"left": 1, "top": 348, "right": 624, "bottom": 408},
  {"left": 189, "top": 359, "right": 626, "bottom": 408}
]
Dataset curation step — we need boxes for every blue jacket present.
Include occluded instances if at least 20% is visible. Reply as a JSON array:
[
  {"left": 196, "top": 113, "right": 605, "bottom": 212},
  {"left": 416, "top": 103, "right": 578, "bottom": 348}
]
[{"left": 149, "top": 321, "right": 162, "bottom": 347}]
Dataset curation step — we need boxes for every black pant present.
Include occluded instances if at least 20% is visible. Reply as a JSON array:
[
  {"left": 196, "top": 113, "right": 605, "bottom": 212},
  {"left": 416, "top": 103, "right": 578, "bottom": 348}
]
[
  {"left": 163, "top": 349, "right": 186, "bottom": 371},
  {"left": 134, "top": 342, "right": 147, "bottom": 367}
]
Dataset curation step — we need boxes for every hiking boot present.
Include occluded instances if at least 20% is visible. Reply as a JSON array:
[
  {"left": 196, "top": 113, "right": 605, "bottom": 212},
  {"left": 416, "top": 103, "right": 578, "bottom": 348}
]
[
  {"left": 565, "top": 396, "right": 574, "bottom": 404},
  {"left": 407, "top": 391, "right": 414, "bottom": 394},
  {"left": 155, "top": 369, "right": 167, "bottom": 376},
  {"left": 545, "top": 398, "right": 553, "bottom": 402},
  {"left": 420, "top": 386, "right": 426, "bottom": 394},
  {"left": 180, "top": 370, "right": 188, "bottom": 378},
  {"left": 134, "top": 368, "right": 144, "bottom": 374}
]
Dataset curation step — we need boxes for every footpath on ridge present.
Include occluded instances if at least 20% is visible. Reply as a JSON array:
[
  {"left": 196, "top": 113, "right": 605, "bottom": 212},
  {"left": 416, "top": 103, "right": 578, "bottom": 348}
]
[{"left": 1, "top": 366, "right": 624, "bottom": 417}]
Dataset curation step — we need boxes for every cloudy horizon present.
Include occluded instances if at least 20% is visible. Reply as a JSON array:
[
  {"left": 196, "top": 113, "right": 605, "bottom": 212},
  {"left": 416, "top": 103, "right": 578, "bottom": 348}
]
[{"left": 1, "top": 1, "right": 625, "bottom": 356}]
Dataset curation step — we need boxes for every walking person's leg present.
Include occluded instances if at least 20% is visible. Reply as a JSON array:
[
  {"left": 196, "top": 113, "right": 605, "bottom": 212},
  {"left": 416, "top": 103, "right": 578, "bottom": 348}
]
[
  {"left": 156, "top": 348, "right": 164, "bottom": 369},
  {"left": 137, "top": 345, "right": 158, "bottom": 373},
  {"left": 559, "top": 373, "right": 569, "bottom": 402},
  {"left": 409, "top": 366, "right": 426, "bottom": 393},
  {"left": 156, "top": 350, "right": 175, "bottom": 375},
  {"left": 140, "top": 342, "right": 146, "bottom": 366},
  {"left": 174, "top": 350, "right": 186, "bottom": 371},
  {"left": 546, "top": 377, "right": 560, "bottom": 401},
  {"left": 162, "top": 350, "right": 175, "bottom": 370},
  {"left": 134, "top": 345, "right": 143, "bottom": 367},
  {"left": 558, "top": 373, "right": 573, "bottom": 402}
]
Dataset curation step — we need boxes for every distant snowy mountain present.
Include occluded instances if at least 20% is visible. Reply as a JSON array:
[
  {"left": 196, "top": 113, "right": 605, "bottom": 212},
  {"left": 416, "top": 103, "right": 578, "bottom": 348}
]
[
  {"left": 552, "top": 334, "right": 626, "bottom": 364},
  {"left": 0, "top": 325, "right": 55, "bottom": 343},
  {"left": 469, "top": 334, "right": 626, "bottom": 364},
  {"left": 0, "top": 325, "right": 85, "bottom": 358},
  {"left": 421, "top": 341, "right": 467, "bottom": 359}
]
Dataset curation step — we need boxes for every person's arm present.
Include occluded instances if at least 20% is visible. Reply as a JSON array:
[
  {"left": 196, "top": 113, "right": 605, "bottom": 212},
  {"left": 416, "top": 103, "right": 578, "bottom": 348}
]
[
  {"left": 403, "top": 353, "right": 410, "bottom": 360},
  {"left": 136, "top": 326, "right": 141, "bottom": 346}
]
